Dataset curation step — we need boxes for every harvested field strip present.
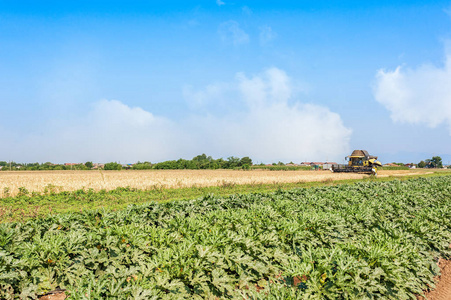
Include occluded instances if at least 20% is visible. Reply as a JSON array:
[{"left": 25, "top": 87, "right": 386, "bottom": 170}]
[
  {"left": 1, "top": 176, "right": 451, "bottom": 299},
  {"left": 0, "top": 169, "right": 434, "bottom": 198}
]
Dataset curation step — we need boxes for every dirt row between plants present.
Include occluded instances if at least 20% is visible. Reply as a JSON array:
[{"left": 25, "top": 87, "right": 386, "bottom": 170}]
[{"left": 419, "top": 258, "right": 451, "bottom": 300}]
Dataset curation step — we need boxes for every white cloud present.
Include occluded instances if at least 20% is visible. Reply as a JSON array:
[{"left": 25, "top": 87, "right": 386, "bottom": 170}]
[
  {"left": 259, "top": 26, "right": 277, "bottom": 45},
  {"left": 218, "top": 21, "right": 249, "bottom": 46},
  {"left": 216, "top": 0, "right": 225, "bottom": 6},
  {"left": 182, "top": 68, "right": 352, "bottom": 162},
  {"left": 4, "top": 100, "right": 184, "bottom": 163},
  {"left": 2, "top": 68, "right": 352, "bottom": 163},
  {"left": 182, "top": 83, "right": 230, "bottom": 109},
  {"left": 373, "top": 52, "right": 451, "bottom": 134}
]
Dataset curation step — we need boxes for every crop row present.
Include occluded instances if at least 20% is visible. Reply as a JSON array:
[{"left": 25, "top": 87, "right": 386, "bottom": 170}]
[{"left": 1, "top": 176, "right": 451, "bottom": 299}]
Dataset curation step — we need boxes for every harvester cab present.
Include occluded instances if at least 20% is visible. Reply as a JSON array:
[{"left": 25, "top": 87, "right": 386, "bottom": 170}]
[{"left": 333, "top": 150, "right": 382, "bottom": 175}]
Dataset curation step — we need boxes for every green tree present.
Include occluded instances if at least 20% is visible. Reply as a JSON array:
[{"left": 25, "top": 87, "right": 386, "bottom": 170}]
[
  {"left": 227, "top": 156, "right": 241, "bottom": 168},
  {"left": 418, "top": 161, "right": 426, "bottom": 168},
  {"left": 104, "top": 162, "right": 122, "bottom": 170},
  {"left": 240, "top": 156, "right": 253, "bottom": 166},
  {"left": 132, "top": 162, "right": 152, "bottom": 170},
  {"left": 431, "top": 156, "right": 443, "bottom": 168},
  {"left": 424, "top": 156, "right": 443, "bottom": 168},
  {"left": 85, "top": 161, "right": 94, "bottom": 169},
  {"left": 193, "top": 154, "right": 212, "bottom": 162}
]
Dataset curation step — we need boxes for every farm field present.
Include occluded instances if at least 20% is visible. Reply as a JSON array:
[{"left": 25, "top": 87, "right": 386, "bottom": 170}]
[
  {"left": 0, "top": 169, "right": 445, "bottom": 223},
  {"left": 1, "top": 176, "right": 451, "bottom": 299},
  {"left": 0, "top": 169, "right": 433, "bottom": 198}
]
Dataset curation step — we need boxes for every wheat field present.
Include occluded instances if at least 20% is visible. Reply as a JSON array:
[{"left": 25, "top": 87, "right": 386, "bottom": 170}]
[{"left": 0, "top": 169, "right": 429, "bottom": 197}]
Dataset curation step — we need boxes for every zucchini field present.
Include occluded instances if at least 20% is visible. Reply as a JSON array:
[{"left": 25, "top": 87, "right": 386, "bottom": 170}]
[{"left": 1, "top": 176, "right": 451, "bottom": 299}]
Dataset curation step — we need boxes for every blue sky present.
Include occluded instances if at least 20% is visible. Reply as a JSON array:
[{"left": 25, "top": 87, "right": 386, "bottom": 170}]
[{"left": 1, "top": 1, "right": 451, "bottom": 164}]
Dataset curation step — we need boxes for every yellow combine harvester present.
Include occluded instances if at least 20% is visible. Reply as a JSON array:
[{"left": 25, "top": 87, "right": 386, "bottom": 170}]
[{"left": 332, "top": 150, "right": 382, "bottom": 175}]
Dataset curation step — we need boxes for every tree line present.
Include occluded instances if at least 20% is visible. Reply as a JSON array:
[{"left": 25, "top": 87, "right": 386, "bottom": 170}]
[
  {"left": 0, "top": 161, "right": 93, "bottom": 171},
  {"left": 131, "top": 154, "right": 253, "bottom": 170},
  {"left": 0, "top": 154, "right": 253, "bottom": 171}
]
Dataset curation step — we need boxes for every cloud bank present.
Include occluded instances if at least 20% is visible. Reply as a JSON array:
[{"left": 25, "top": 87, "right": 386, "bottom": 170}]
[
  {"left": 183, "top": 68, "right": 352, "bottom": 163},
  {"left": 373, "top": 52, "right": 451, "bottom": 134},
  {"left": 3, "top": 100, "right": 183, "bottom": 163},
  {"left": 3, "top": 68, "right": 352, "bottom": 163}
]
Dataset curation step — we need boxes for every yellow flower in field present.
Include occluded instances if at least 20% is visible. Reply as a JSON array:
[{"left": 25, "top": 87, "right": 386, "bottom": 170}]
[{"left": 57, "top": 225, "right": 62, "bottom": 230}]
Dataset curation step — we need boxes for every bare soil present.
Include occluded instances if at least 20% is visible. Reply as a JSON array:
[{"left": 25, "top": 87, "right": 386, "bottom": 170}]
[
  {"left": 38, "top": 290, "right": 66, "bottom": 300},
  {"left": 420, "top": 259, "right": 451, "bottom": 300}
]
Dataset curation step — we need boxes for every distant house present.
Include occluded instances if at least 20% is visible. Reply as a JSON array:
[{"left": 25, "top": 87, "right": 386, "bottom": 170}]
[
  {"left": 64, "top": 163, "right": 78, "bottom": 166},
  {"left": 92, "top": 163, "right": 105, "bottom": 169},
  {"left": 405, "top": 163, "right": 416, "bottom": 169}
]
